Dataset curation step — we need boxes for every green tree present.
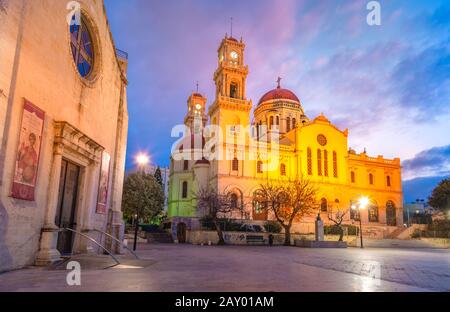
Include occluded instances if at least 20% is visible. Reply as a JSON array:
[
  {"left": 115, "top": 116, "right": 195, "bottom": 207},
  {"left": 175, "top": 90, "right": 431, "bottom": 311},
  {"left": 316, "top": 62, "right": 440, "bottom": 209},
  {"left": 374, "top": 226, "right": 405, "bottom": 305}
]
[
  {"left": 428, "top": 178, "right": 450, "bottom": 213},
  {"left": 154, "top": 166, "right": 163, "bottom": 187},
  {"left": 122, "top": 173, "right": 164, "bottom": 224}
]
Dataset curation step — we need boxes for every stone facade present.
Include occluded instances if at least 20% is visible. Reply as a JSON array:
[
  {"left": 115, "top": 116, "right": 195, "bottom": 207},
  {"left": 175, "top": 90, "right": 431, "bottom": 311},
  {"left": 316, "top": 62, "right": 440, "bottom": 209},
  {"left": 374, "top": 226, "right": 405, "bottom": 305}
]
[
  {"left": 0, "top": 0, "right": 128, "bottom": 272},
  {"left": 168, "top": 35, "right": 403, "bottom": 236}
]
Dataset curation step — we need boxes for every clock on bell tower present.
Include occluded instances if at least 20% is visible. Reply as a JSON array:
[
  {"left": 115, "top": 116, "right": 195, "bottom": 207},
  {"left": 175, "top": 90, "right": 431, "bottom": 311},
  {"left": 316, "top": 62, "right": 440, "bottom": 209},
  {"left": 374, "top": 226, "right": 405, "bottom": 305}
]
[
  {"left": 209, "top": 34, "right": 252, "bottom": 129},
  {"left": 184, "top": 90, "right": 207, "bottom": 134}
]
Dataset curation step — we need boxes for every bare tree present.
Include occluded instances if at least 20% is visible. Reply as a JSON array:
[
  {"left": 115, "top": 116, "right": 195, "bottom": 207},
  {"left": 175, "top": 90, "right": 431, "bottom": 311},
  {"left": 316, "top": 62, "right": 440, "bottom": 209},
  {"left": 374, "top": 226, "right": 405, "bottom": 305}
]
[
  {"left": 195, "top": 187, "right": 243, "bottom": 245},
  {"left": 327, "top": 209, "right": 348, "bottom": 241},
  {"left": 255, "top": 178, "right": 317, "bottom": 246}
]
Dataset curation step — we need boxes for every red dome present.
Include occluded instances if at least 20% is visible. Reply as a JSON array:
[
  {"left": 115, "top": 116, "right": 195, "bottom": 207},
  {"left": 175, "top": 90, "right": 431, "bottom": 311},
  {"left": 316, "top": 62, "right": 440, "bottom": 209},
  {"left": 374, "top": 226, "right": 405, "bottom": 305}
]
[{"left": 258, "top": 87, "right": 300, "bottom": 105}]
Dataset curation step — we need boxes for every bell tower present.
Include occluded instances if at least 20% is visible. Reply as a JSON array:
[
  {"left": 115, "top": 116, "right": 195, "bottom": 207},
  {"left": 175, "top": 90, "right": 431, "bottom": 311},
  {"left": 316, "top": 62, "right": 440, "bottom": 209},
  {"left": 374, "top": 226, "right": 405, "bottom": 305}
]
[
  {"left": 184, "top": 88, "right": 207, "bottom": 135},
  {"left": 209, "top": 35, "right": 252, "bottom": 129}
]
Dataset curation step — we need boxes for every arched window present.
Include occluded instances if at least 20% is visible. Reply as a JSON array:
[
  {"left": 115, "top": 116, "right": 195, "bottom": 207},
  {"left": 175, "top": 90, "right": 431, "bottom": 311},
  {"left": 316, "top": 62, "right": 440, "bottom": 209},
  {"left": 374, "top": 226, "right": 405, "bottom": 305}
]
[
  {"left": 230, "top": 193, "right": 238, "bottom": 208},
  {"left": 269, "top": 116, "right": 274, "bottom": 129},
  {"left": 232, "top": 157, "right": 239, "bottom": 171},
  {"left": 256, "top": 121, "right": 263, "bottom": 139},
  {"left": 276, "top": 116, "right": 280, "bottom": 126},
  {"left": 351, "top": 171, "right": 355, "bottom": 183},
  {"left": 70, "top": 15, "right": 95, "bottom": 78},
  {"left": 230, "top": 82, "right": 238, "bottom": 98},
  {"left": 333, "top": 151, "right": 338, "bottom": 178},
  {"left": 324, "top": 150, "right": 329, "bottom": 177},
  {"left": 292, "top": 118, "right": 296, "bottom": 129},
  {"left": 386, "top": 200, "right": 396, "bottom": 226},
  {"left": 286, "top": 117, "right": 291, "bottom": 132},
  {"left": 386, "top": 175, "right": 391, "bottom": 187},
  {"left": 257, "top": 161, "right": 263, "bottom": 173},
  {"left": 182, "top": 181, "right": 188, "bottom": 198},
  {"left": 334, "top": 199, "right": 340, "bottom": 210},
  {"left": 307, "top": 147, "right": 312, "bottom": 175},
  {"left": 317, "top": 149, "right": 322, "bottom": 176},
  {"left": 280, "top": 163, "right": 286, "bottom": 176},
  {"left": 320, "top": 198, "right": 328, "bottom": 212},
  {"left": 369, "top": 173, "right": 374, "bottom": 185},
  {"left": 183, "top": 160, "right": 189, "bottom": 171},
  {"left": 368, "top": 204, "right": 379, "bottom": 222},
  {"left": 350, "top": 200, "right": 360, "bottom": 220}
]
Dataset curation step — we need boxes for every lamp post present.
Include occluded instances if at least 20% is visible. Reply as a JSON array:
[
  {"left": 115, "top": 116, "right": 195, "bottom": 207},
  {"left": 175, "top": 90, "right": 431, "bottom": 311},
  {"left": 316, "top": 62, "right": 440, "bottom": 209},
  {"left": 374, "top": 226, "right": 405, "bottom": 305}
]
[
  {"left": 352, "top": 196, "right": 369, "bottom": 249},
  {"left": 136, "top": 153, "right": 149, "bottom": 174},
  {"left": 133, "top": 153, "right": 149, "bottom": 251}
]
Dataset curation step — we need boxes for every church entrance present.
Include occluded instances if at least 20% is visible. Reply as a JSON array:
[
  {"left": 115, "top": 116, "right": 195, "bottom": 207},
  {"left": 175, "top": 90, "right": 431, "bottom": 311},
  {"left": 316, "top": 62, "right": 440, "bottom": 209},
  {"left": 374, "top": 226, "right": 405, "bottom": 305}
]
[
  {"left": 252, "top": 195, "right": 268, "bottom": 221},
  {"left": 55, "top": 159, "right": 81, "bottom": 255},
  {"left": 177, "top": 222, "right": 187, "bottom": 243},
  {"left": 386, "top": 201, "right": 397, "bottom": 226}
]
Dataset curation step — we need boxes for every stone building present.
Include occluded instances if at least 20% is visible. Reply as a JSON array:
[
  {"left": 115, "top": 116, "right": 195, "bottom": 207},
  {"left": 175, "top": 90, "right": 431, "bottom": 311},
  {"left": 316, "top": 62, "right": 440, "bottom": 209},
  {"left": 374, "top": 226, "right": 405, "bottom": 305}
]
[
  {"left": 168, "top": 35, "right": 403, "bottom": 239},
  {"left": 0, "top": 0, "right": 128, "bottom": 272}
]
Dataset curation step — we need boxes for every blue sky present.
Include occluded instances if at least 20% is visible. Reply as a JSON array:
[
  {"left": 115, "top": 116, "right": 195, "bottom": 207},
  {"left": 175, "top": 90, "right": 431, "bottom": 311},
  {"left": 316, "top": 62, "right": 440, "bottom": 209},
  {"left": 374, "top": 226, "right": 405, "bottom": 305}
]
[{"left": 104, "top": 0, "right": 450, "bottom": 185}]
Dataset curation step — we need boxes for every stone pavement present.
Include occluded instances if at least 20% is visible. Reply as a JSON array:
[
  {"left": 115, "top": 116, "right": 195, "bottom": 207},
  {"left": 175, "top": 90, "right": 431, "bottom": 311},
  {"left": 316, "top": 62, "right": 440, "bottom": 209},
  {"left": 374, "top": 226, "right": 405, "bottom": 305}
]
[{"left": 0, "top": 244, "right": 449, "bottom": 292}]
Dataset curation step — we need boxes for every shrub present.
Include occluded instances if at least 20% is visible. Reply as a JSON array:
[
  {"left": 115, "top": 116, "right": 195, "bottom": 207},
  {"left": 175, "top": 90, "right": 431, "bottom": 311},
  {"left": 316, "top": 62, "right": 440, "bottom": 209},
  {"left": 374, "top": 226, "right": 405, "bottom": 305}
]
[
  {"left": 199, "top": 216, "right": 244, "bottom": 231},
  {"left": 264, "top": 221, "right": 282, "bottom": 233},
  {"left": 140, "top": 224, "right": 161, "bottom": 233},
  {"left": 428, "top": 220, "right": 450, "bottom": 232},
  {"left": 200, "top": 215, "right": 216, "bottom": 230},
  {"left": 411, "top": 229, "right": 421, "bottom": 239},
  {"left": 324, "top": 224, "right": 358, "bottom": 236}
]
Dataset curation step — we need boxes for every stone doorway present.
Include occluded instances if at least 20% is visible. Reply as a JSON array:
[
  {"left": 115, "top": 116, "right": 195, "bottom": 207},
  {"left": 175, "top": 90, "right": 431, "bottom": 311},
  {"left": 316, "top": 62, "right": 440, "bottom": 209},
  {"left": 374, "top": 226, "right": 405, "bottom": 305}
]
[
  {"left": 176, "top": 222, "right": 187, "bottom": 243},
  {"left": 55, "top": 159, "right": 81, "bottom": 255}
]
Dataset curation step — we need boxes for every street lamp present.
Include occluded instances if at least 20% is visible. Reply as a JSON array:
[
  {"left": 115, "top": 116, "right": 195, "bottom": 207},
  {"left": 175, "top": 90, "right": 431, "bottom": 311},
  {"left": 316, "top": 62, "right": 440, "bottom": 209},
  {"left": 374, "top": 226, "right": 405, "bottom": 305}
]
[
  {"left": 136, "top": 153, "right": 149, "bottom": 173},
  {"left": 352, "top": 196, "right": 369, "bottom": 249}
]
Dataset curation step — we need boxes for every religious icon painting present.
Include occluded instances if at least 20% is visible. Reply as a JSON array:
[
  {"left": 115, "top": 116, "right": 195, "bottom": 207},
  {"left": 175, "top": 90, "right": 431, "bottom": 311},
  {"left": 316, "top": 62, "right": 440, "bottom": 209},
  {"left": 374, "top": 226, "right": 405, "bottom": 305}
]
[
  {"left": 96, "top": 151, "right": 111, "bottom": 214},
  {"left": 11, "top": 100, "right": 45, "bottom": 201}
]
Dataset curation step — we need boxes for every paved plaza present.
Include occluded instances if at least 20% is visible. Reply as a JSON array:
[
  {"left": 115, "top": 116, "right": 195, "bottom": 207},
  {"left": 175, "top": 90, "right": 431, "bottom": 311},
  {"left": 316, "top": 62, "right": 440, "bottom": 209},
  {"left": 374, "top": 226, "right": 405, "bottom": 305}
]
[{"left": 0, "top": 244, "right": 449, "bottom": 292}]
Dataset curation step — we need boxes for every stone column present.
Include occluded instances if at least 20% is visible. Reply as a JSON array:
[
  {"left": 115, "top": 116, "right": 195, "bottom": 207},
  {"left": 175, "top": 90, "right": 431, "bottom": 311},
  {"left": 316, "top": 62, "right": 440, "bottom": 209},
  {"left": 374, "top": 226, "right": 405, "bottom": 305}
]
[{"left": 35, "top": 143, "right": 64, "bottom": 266}]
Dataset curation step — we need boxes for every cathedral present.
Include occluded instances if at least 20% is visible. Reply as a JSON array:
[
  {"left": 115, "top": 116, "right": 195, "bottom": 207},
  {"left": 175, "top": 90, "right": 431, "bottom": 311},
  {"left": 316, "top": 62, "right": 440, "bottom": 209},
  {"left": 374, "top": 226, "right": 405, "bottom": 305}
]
[{"left": 167, "top": 35, "right": 403, "bottom": 240}]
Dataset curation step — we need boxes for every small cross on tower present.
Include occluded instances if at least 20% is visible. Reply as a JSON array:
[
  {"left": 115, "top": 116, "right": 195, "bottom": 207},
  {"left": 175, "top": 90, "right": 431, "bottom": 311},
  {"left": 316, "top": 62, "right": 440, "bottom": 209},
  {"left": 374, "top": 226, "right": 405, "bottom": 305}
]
[
  {"left": 196, "top": 81, "right": 199, "bottom": 93},
  {"left": 230, "top": 17, "right": 233, "bottom": 37},
  {"left": 276, "top": 76, "right": 282, "bottom": 88}
]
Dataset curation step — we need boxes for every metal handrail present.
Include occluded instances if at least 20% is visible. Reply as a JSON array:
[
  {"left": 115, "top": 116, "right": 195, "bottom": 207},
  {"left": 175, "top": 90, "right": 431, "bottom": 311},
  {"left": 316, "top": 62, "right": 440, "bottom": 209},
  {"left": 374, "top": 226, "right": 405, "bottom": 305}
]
[
  {"left": 92, "top": 228, "right": 139, "bottom": 259},
  {"left": 64, "top": 228, "right": 120, "bottom": 266}
]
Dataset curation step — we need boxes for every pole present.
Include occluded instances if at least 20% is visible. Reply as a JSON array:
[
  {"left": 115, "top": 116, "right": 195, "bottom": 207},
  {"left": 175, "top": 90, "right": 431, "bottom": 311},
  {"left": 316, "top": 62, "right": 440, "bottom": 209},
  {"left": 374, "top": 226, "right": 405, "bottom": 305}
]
[
  {"left": 359, "top": 213, "right": 363, "bottom": 249},
  {"left": 133, "top": 213, "right": 139, "bottom": 251}
]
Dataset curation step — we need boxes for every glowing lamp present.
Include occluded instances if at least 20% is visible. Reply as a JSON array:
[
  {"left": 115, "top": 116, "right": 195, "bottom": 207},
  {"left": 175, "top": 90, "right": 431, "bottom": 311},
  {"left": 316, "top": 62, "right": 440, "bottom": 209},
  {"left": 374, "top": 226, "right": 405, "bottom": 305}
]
[{"left": 358, "top": 196, "right": 370, "bottom": 209}]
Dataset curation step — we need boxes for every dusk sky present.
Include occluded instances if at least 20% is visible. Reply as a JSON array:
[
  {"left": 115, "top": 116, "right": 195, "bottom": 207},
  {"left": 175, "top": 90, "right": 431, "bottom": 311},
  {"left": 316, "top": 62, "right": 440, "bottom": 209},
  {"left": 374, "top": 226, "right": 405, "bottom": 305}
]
[{"left": 104, "top": 0, "right": 450, "bottom": 184}]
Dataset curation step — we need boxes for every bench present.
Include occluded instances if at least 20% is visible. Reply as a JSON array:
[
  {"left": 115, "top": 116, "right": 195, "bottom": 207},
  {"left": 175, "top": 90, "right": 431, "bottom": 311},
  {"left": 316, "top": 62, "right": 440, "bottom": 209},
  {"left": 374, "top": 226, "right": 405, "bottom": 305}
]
[{"left": 246, "top": 235, "right": 266, "bottom": 245}]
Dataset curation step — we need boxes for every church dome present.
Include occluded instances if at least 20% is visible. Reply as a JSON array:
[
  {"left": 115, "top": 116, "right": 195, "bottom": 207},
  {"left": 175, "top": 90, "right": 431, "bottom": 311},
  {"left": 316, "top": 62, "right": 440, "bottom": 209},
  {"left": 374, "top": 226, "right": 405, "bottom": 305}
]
[{"left": 258, "top": 86, "right": 300, "bottom": 106}]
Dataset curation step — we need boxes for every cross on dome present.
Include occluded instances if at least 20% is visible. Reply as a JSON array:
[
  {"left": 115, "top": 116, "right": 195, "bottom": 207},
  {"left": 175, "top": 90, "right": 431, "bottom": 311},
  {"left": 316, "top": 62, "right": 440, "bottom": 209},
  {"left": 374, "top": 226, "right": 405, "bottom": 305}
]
[{"left": 276, "top": 77, "right": 282, "bottom": 89}]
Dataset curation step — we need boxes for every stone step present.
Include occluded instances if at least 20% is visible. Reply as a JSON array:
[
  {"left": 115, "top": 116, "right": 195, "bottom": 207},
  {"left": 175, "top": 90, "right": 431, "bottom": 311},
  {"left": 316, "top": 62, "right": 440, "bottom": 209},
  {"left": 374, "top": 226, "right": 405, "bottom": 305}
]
[{"left": 361, "top": 238, "right": 439, "bottom": 248}]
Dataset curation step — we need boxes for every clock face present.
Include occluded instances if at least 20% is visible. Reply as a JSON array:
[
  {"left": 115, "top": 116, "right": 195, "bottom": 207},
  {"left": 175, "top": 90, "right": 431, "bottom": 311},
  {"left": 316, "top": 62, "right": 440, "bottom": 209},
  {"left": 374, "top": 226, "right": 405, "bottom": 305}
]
[
  {"left": 230, "top": 51, "right": 238, "bottom": 59},
  {"left": 195, "top": 103, "right": 202, "bottom": 110}
]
